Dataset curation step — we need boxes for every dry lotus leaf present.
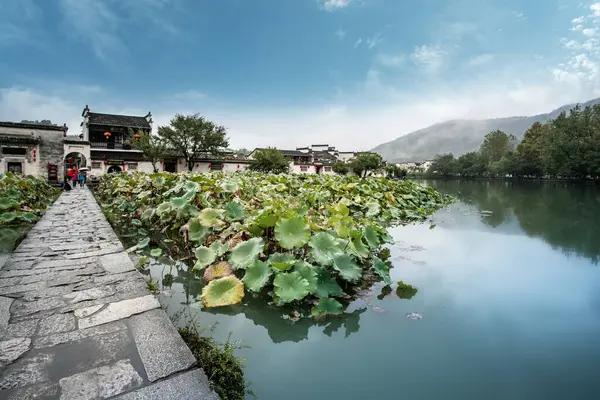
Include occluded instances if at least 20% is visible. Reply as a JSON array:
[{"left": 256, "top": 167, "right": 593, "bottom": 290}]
[
  {"left": 228, "top": 231, "right": 248, "bottom": 250},
  {"left": 203, "top": 261, "right": 233, "bottom": 282}
]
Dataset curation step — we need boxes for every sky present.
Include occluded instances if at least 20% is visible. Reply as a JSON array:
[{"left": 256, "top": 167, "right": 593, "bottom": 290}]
[{"left": 1, "top": 0, "right": 600, "bottom": 151}]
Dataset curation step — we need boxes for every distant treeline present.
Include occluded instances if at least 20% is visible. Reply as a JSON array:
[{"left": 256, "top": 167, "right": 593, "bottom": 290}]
[{"left": 425, "top": 104, "right": 600, "bottom": 180}]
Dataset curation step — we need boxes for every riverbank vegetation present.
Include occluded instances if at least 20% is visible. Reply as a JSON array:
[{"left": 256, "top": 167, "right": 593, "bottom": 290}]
[
  {"left": 0, "top": 173, "right": 61, "bottom": 250},
  {"left": 96, "top": 172, "right": 451, "bottom": 317},
  {"left": 425, "top": 104, "right": 600, "bottom": 180}
]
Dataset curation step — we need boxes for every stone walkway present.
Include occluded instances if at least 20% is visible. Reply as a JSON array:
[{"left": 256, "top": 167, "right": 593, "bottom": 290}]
[{"left": 0, "top": 188, "right": 218, "bottom": 399}]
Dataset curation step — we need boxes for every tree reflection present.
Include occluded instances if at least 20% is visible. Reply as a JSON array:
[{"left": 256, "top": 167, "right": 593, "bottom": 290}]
[{"left": 431, "top": 180, "right": 600, "bottom": 263}]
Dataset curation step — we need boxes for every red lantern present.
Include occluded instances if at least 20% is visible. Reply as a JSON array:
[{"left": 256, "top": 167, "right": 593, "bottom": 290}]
[
  {"left": 160, "top": 159, "right": 163, "bottom": 164},
  {"left": 237, "top": 164, "right": 240, "bottom": 168},
  {"left": 195, "top": 163, "right": 199, "bottom": 168},
  {"left": 221, "top": 164, "right": 224, "bottom": 169},
  {"left": 104, "top": 131, "right": 111, "bottom": 139},
  {"left": 133, "top": 132, "right": 141, "bottom": 140},
  {"left": 208, "top": 164, "right": 212, "bottom": 169},
  {"left": 103, "top": 161, "right": 107, "bottom": 166}
]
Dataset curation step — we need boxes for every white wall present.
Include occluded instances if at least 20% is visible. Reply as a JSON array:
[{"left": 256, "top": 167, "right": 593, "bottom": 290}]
[{"left": 290, "top": 163, "right": 316, "bottom": 174}]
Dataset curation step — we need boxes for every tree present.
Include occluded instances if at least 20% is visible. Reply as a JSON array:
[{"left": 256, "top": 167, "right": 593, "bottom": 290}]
[
  {"left": 428, "top": 153, "right": 456, "bottom": 176},
  {"left": 130, "top": 129, "right": 167, "bottom": 173},
  {"left": 248, "top": 148, "right": 290, "bottom": 174},
  {"left": 332, "top": 162, "right": 349, "bottom": 175},
  {"left": 456, "top": 152, "right": 485, "bottom": 176},
  {"left": 349, "top": 152, "right": 383, "bottom": 178},
  {"left": 159, "top": 114, "right": 229, "bottom": 172},
  {"left": 384, "top": 165, "right": 406, "bottom": 179},
  {"left": 479, "top": 130, "right": 516, "bottom": 166},
  {"left": 514, "top": 122, "right": 546, "bottom": 177}
]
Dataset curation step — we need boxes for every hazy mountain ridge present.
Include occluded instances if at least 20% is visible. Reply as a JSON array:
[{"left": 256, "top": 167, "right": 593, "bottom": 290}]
[{"left": 371, "top": 97, "right": 600, "bottom": 163}]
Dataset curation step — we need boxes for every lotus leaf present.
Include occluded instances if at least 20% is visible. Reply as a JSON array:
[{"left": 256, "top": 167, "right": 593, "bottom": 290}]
[
  {"left": 255, "top": 210, "right": 278, "bottom": 228},
  {"left": 150, "top": 248, "right": 163, "bottom": 257},
  {"left": 309, "top": 232, "right": 344, "bottom": 266},
  {"left": 19, "top": 212, "right": 38, "bottom": 223},
  {"left": 204, "top": 261, "right": 233, "bottom": 282},
  {"left": 311, "top": 297, "right": 343, "bottom": 317},
  {"left": 294, "top": 262, "right": 318, "bottom": 293},
  {"left": 396, "top": 281, "right": 418, "bottom": 299},
  {"left": 0, "top": 198, "right": 15, "bottom": 210},
  {"left": 224, "top": 202, "right": 244, "bottom": 221},
  {"left": 365, "top": 200, "right": 381, "bottom": 217},
  {"left": 268, "top": 253, "right": 296, "bottom": 271},
  {"left": 200, "top": 276, "right": 245, "bottom": 307},
  {"left": 138, "top": 237, "right": 150, "bottom": 249},
  {"left": 332, "top": 254, "right": 362, "bottom": 281},
  {"left": 274, "top": 216, "right": 310, "bottom": 249},
  {"left": 228, "top": 237, "right": 264, "bottom": 270},
  {"left": 363, "top": 226, "right": 380, "bottom": 249},
  {"left": 156, "top": 203, "right": 171, "bottom": 215},
  {"left": 188, "top": 218, "right": 210, "bottom": 243},
  {"left": 220, "top": 180, "right": 239, "bottom": 192},
  {"left": 347, "top": 234, "right": 370, "bottom": 259},
  {"left": 242, "top": 260, "right": 272, "bottom": 292},
  {"left": 315, "top": 268, "right": 343, "bottom": 297},
  {"left": 210, "top": 240, "right": 229, "bottom": 257},
  {"left": 372, "top": 256, "right": 392, "bottom": 285},
  {"left": 171, "top": 195, "right": 190, "bottom": 209},
  {"left": 199, "top": 208, "right": 225, "bottom": 227},
  {"left": 273, "top": 271, "right": 310, "bottom": 303},
  {"left": 0, "top": 212, "right": 17, "bottom": 223},
  {"left": 193, "top": 246, "right": 216, "bottom": 270}
]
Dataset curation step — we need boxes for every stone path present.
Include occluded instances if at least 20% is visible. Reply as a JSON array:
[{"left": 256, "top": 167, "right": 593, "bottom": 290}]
[{"left": 0, "top": 188, "right": 218, "bottom": 399}]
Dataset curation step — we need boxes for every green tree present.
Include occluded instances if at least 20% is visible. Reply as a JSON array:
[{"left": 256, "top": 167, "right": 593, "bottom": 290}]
[
  {"left": 332, "top": 162, "right": 349, "bottom": 175},
  {"left": 456, "top": 152, "right": 486, "bottom": 177},
  {"left": 159, "top": 114, "right": 229, "bottom": 172},
  {"left": 428, "top": 153, "right": 456, "bottom": 177},
  {"left": 349, "top": 152, "right": 383, "bottom": 178},
  {"left": 384, "top": 165, "right": 406, "bottom": 179},
  {"left": 130, "top": 129, "right": 167, "bottom": 173},
  {"left": 479, "top": 130, "right": 516, "bottom": 166},
  {"left": 514, "top": 122, "right": 546, "bottom": 177},
  {"left": 248, "top": 148, "right": 290, "bottom": 174}
]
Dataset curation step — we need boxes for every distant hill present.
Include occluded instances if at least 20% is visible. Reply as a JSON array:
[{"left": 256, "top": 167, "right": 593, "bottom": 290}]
[{"left": 371, "top": 97, "right": 600, "bottom": 163}]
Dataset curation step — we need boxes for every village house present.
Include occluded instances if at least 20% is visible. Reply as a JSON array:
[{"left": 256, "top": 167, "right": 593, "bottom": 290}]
[
  {"left": 0, "top": 121, "right": 69, "bottom": 182},
  {"left": 248, "top": 144, "right": 357, "bottom": 175}
]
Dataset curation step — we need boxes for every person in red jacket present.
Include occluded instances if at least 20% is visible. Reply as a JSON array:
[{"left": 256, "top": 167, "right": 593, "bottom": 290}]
[{"left": 70, "top": 167, "right": 79, "bottom": 188}]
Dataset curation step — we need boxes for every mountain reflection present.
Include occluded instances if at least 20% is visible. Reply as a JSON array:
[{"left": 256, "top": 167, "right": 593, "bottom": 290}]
[{"left": 429, "top": 180, "right": 600, "bottom": 263}]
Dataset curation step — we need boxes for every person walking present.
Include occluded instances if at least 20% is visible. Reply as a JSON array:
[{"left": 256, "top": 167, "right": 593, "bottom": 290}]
[
  {"left": 71, "top": 167, "right": 79, "bottom": 188},
  {"left": 78, "top": 170, "right": 86, "bottom": 187}
]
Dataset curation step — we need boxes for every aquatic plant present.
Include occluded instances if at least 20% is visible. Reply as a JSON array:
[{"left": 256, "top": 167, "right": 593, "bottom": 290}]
[
  {"left": 96, "top": 172, "right": 452, "bottom": 315},
  {"left": 0, "top": 173, "right": 61, "bottom": 250}
]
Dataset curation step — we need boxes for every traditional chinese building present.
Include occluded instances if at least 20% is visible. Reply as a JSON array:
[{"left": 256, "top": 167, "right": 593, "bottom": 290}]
[
  {"left": 248, "top": 144, "right": 357, "bottom": 175},
  {"left": 0, "top": 121, "right": 69, "bottom": 182}
]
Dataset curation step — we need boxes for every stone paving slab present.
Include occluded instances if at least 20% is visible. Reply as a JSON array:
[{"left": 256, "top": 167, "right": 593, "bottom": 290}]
[{"left": 0, "top": 188, "right": 219, "bottom": 399}]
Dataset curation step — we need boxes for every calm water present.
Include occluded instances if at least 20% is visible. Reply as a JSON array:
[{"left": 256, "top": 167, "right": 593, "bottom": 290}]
[{"left": 146, "top": 180, "right": 600, "bottom": 400}]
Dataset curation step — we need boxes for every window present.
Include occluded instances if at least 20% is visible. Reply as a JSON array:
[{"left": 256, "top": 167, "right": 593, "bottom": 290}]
[
  {"left": 300, "top": 165, "right": 308, "bottom": 172},
  {"left": 323, "top": 166, "right": 332, "bottom": 172},
  {"left": 211, "top": 164, "right": 224, "bottom": 171},
  {"left": 128, "top": 162, "right": 138, "bottom": 171},
  {"left": 2, "top": 147, "right": 27, "bottom": 155},
  {"left": 91, "top": 161, "right": 102, "bottom": 169},
  {"left": 7, "top": 162, "right": 23, "bottom": 174}
]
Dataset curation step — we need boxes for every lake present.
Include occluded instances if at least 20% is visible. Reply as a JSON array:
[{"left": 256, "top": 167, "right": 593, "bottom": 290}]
[{"left": 146, "top": 180, "right": 600, "bottom": 400}]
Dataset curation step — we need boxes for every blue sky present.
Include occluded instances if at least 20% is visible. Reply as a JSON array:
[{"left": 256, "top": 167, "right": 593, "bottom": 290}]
[{"left": 1, "top": 0, "right": 599, "bottom": 150}]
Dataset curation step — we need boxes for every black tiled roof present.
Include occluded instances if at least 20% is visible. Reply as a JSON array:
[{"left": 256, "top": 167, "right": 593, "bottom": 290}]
[
  {"left": 0, "top": 121, "right": 66, "bottom": 131},
  {"left": 280, "top": 149, "right": 307, "bottom": 157},
  {"left": 0, "top": 134, "right": 41, "bottom": 145},
  {"left": 88, "top": 112, "right": 151, "bottom": 128}
]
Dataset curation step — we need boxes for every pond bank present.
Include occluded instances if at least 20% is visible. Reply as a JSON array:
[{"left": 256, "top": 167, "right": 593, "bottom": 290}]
[{"left": 0, "top": 188, "right": 218, "bottom": 399}]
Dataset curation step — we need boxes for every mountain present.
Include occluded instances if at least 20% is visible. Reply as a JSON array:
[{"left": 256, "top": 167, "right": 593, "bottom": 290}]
[{"left": 371, "top": 97, "right": 600, "bottom": 163}]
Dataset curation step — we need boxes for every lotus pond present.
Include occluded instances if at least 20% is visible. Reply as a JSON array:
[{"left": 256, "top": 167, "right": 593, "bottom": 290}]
[
  {"left": 0, "top": 173, "right": 60, "bottom": 253},
  {"left": 101, "top": 178, "right": 600, "bottom": 399}
]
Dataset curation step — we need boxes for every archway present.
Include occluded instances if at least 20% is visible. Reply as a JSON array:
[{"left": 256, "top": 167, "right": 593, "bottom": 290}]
[
  {"left": 107, "top": 165, "right": 122, "bottom": 174},
  {"left": 64, "top": 152, "right": 87, "bottom": 169}
]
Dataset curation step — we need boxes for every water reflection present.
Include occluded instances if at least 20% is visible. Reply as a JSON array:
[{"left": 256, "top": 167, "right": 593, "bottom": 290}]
[
  {"left": 429, "top": 180, "right": 600, "bottom": 263},
  {"left": 145, "top": 259, "right": 368, "bottom": 343}
]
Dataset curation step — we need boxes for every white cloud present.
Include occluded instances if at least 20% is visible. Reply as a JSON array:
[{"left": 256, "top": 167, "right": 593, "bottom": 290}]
[
  {"left": 366, "top": 33, "right": 383, "bottom": 49},
  {"left": 592, "top": 3, "right": 600, "bottom": 17},
  {"left": 377, "top": 53, "right": 405, "bottom": 68},
  {"left": 353, "top": 38, "right": 363, "bottom": 48},
  {"left": 322, "top": 0, "right": 353, "bottom": 12},
  {"left": 583, "top": 28, "right": 598, "bottom": 37},
  {"left": 572, "top": 16, "right": 585, "bottom": 24},
  {"left": 335, "top": 28, "right": 346, "bottom": 39},
  {"left": 572, "top": 24, "right": 584, "bottom": 31},
  {"left": 410, "top": 45, "right": 446, "bottom": 73},
  {"left": 465, "top": 53, "right": 495, "bottom": 67},
  {"left": 513, "top": 11, "right": 525, "bottom": 20}
]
